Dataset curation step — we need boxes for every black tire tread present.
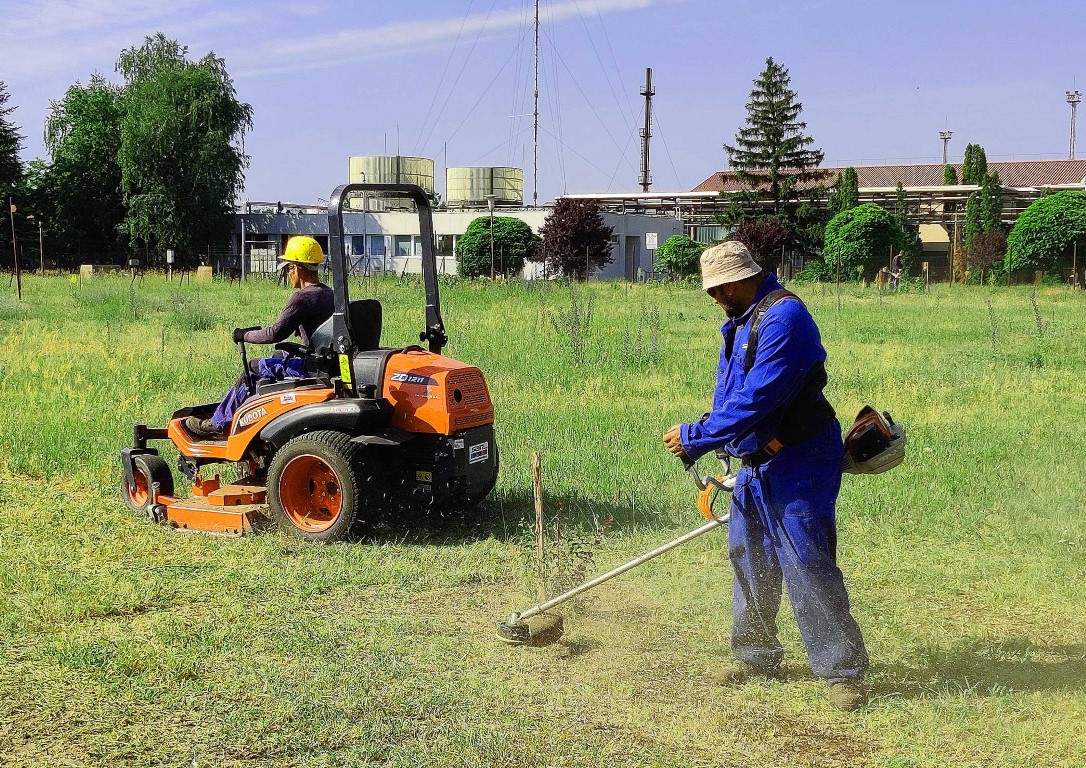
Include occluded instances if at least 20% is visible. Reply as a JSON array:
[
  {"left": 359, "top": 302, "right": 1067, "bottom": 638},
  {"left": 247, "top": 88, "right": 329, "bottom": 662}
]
[
  {"left": 267, "top": 430, "right": 368, "bottom": 542},
  {"left": 123, "top": 454, "right": 173, "bottom": 513}
]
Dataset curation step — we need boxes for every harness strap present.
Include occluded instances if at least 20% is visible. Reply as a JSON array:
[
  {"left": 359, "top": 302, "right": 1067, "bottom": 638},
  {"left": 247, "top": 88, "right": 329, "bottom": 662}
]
[{"left": 740, "top": 288, "right": 835, "bottom": 466}]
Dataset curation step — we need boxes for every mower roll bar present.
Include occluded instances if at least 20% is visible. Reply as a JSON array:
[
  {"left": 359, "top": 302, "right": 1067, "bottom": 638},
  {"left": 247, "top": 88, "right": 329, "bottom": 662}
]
[{"left": 326, "top": 183, "right": 447, "bottom": 358}]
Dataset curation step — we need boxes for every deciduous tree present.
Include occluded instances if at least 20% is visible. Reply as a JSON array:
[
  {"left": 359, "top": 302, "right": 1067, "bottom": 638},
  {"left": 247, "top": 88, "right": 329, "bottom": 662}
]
[
  {"left": 535, "top": 199, "right": 614, "bottom": 280},
  {"left": 961, "top": 143, "right": 988, "bottom": 185},
  {"left": 116, "top": 34, "right": 252, "bottom": 259},
  {"left": 731, "top": 218, "right": 792, "bottom": 272},
  {"left": 653, "top": 235, "right": 704, "bottom": 278},
  {"left": 1006, "top": 190, "right": 1086, "bottom": 273},
  {"left": 822, "top": 203, "right": 898, "bottom": 280},
  {"left": 43, "top": 74, "right": 126, "bottom": 260},
  {"left": 455, "top": 216, "right": 539, "bottom": 278}
]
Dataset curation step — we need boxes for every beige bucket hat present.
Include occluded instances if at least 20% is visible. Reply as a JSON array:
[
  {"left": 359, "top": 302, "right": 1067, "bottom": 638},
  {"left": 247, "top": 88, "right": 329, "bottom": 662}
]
[{"left": 700, "top": 241, "right": 761, "bottom": 291}]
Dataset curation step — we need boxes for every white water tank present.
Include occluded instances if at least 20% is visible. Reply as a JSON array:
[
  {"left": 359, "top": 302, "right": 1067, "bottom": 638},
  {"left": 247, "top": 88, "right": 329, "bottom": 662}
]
[
  {"left": 446, "top": 167, "right": 523, "bottom": 207},
  {"left": 347, "top": 156, "right": 435, "bottom": 209}
]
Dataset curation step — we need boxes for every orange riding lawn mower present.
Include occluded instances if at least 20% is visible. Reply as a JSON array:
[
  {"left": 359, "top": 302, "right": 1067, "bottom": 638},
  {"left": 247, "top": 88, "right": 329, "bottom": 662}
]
[{"left": 120, "top": 184, "right": 499, "bottom": 542}]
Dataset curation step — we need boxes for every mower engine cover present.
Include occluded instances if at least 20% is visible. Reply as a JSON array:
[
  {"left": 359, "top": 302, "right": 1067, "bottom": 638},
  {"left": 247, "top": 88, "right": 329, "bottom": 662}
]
[{"left": 842, "top": 405, "right": 906, "bottom": 475}]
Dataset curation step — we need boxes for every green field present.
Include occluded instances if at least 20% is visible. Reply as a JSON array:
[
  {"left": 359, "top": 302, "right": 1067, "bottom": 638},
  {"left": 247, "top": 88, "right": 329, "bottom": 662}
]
[{"left": 1, "top": 274, "right": 1084, "bottom": 767}]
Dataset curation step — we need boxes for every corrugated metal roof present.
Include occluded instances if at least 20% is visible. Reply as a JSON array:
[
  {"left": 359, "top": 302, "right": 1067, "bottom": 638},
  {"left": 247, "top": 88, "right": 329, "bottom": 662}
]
[{"left": 692, "top": 159, "right": 1086, "bottom": 193}]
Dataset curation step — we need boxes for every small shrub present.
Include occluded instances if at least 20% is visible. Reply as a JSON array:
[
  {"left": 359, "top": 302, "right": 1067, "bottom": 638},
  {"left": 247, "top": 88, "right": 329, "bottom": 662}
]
[
  {"left": 456, "top": 216, "right": 539, "bottom": 278},
  {"left": 1006, "top": 190, "right": 1086, "bottom": 273},
  {"left": 822, "top": 203, "right": 898, "bottom": 281},
  {"left": 792, "top": 259, "right": 829, "bottom": 284},
  {"left": 653, "top": 235, "right": 704, "bottom": 278}
]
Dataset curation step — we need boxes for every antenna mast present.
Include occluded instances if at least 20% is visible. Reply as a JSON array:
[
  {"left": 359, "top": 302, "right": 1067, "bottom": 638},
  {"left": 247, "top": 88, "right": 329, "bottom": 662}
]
[
  {"left": 533, "top": 0, "right": 540, "bottom": 206},
  {"left": 1068, "top": 90, "right": 1081, "bottom": 160},
  {"left": 639, "top": 67, "right": 654, "bottom": 192}
]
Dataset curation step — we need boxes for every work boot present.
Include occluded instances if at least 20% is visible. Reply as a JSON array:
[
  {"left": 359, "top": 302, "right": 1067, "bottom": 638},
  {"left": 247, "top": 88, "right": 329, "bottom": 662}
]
[
  {"left": 185, "top": 416, "right": 224, "bottom": 440},
  {"left": 826, "top": 680, "right": 867, "bottom": 711},
  {"left": 712, "top": 662, "right": 784, "bottom": 686}
]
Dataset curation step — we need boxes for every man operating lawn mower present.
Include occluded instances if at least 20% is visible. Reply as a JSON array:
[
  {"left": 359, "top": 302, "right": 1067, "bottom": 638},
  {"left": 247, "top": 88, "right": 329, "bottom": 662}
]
[
  {"left": 662, "top": 241, "right": 870, "bottom": 712},
  {"left": 186, "top": 236, "right": 334, "bottom": 440}
]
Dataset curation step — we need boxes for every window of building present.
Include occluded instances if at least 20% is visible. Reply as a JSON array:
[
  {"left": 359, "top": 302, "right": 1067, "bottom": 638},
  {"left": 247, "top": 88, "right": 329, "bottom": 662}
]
[
  {"left": 394, "top": 235, "right": 412, "bottom": 258},
  {"left": 437, "top": 235, "right": 455, "bottom": 257},
  {"left": 368, "top": 234, "right": 386, "bottom": 257}
]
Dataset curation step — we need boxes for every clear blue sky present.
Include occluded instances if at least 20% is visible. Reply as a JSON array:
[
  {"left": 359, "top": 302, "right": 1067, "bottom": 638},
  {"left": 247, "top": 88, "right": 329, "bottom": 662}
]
[{"left": 2, "top": 0, "right": 1084, "bottom": 204}]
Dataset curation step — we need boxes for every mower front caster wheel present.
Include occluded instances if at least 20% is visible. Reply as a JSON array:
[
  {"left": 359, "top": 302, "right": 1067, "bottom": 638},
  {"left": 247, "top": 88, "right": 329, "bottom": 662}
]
[
  {"left": 267, "top": 430, "right": 376, "bottom": 543},
  {"left": 122, "top": 454, "right": 174, "bottom": 515}
]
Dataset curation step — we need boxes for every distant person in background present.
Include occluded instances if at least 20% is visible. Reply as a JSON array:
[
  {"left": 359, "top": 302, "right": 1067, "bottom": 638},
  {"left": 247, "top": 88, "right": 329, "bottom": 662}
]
[{"left": 185, "top": 236, "right": 334, "bottom": 440}]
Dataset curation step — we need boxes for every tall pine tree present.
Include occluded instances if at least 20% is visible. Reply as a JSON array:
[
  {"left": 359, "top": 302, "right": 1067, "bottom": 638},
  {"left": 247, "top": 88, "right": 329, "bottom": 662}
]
[
  {"left": 723, "top": 57, "right": 827, "bottom": 218},
  {"left": 0, "top": 79, "right": 25, "bottom": 200},
  {"left": 943, "top": 164, "right": 958, "bottom": 185}
]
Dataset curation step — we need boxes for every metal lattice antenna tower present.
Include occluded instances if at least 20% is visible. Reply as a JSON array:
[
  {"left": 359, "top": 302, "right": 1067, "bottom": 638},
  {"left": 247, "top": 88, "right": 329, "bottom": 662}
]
[
  {"left": 639, "top": 68, "right": 654, "bottom": 192},
  {"left": 1067, "top": 90, "right": 1081, "bottom": 160},
  {"left": 532, "top": 0, "right": 539, "bottom": 206},
  {"left": 939, "top": 130, "right": 953, "bottom": 166}
]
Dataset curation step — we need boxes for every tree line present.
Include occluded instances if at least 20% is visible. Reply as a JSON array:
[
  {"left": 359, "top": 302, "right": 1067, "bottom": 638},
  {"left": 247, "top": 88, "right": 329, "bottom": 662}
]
[{"left": 0, "top": 33, "right": 251, "bottom": 270}]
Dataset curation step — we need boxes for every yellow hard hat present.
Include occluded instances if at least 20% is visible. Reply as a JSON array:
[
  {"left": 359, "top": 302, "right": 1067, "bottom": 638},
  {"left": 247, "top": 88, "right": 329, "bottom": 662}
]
[{"left": 280, "top": 235, "right": 324, "bottom": 267}]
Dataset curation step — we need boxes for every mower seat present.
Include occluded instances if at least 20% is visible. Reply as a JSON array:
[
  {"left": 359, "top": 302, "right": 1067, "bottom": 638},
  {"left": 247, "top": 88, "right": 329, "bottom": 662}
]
[
  {"left": 308, "top": 299, "right": 383, "bottom": 355},
  {"left": 348, "top": 299, "right": 382, "bottom": 351}
]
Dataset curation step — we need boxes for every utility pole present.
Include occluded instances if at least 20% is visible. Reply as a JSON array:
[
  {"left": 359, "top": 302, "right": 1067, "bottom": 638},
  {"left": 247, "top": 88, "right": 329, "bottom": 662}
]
[
  {"left": 533, "top": 0, "right": 540, "bottom": 207},
  {"left": 639, "top": 67, "right": 654, "bottom": 192},
  {"left": 940, "top": 130, "right": 953, "bottom": 167},
  {"left": 1067, "top": 90, "right": 1081, "bottom": 160}
]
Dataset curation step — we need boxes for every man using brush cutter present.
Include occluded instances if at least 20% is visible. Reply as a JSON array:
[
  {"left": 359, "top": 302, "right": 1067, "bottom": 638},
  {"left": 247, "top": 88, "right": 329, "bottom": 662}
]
[{"left": 663, "top": 241, "right": 869, "bottom": 712}]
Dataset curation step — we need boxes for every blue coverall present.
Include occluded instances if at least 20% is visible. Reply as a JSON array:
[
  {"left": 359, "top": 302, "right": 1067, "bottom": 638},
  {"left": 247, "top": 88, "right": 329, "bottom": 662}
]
[{"left": 680, "top": 274, "right": 869, "bottom": 683}]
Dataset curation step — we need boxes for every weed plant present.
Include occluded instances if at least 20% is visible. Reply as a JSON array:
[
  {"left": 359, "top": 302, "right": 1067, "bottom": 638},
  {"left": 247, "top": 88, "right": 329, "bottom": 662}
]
[{"left": 0, "top": 273, "right": 1084, "bottom": 766}]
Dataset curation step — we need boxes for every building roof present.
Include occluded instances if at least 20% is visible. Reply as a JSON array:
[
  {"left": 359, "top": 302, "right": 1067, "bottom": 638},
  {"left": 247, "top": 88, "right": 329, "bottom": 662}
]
[{"left": 692, "top": 159, "right": 1086, "bottom": 193}]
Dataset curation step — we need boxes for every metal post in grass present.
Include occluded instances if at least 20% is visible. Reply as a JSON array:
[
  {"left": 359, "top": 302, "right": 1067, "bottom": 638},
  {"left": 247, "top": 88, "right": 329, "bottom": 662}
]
[
  {"left": 486, "top": 194, "right": 496, "bottom": 280},
  {"left": 8, "top": 196, "right": 22, "bottom": 300}
]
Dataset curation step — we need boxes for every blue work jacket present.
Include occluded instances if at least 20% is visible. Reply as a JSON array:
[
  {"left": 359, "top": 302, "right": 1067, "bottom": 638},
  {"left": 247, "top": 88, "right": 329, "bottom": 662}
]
[{"left": 680, "top": 274, "right": 841, "bottom": 464}]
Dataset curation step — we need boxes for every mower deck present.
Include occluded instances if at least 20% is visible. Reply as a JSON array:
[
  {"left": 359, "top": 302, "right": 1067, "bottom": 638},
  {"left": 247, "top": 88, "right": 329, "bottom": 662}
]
[{"left": 160, "top": 495, "right": 264, "bottom": 536}]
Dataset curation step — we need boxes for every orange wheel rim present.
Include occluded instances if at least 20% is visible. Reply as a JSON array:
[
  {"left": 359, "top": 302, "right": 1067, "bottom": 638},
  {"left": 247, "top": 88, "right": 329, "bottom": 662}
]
[
  {"left": 278, "top": 454, "right": 343, "bottom": 532},
  {"left": 127, "top": 471, "right": 149, "bottom": 508}
]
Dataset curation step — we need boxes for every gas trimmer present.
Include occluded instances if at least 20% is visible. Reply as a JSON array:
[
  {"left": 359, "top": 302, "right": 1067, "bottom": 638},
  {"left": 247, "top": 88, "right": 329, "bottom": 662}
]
[{"left": 496, "top": 453, "right": 736, "bottom": 647}]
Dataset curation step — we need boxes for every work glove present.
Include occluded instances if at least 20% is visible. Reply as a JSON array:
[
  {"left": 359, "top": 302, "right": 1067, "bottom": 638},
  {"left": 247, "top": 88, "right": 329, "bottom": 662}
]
[
  {"left": 232, "top": 327, "right": 248, "bottom": 344},
  {"left": 662, "top": 424, "right": 689, "bottom": 462}
]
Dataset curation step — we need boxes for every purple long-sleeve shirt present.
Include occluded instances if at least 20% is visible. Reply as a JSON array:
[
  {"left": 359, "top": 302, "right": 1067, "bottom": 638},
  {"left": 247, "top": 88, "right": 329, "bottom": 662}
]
[{"left": 243, "top": 283, "right": 334, "bottom": 347}]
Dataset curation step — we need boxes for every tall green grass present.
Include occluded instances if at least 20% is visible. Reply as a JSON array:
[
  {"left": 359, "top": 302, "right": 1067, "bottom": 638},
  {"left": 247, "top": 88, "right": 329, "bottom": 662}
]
[{"left": 0, "top": 273, "right": 1084, "bottom": 767}]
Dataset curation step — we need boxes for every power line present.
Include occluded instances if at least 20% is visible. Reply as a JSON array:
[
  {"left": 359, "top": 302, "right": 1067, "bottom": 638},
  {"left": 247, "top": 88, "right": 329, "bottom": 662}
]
[
  {"left": 544, "top": 1, "right": 568, "bottom": 193},
  {"left": 606, "top": 104, "right": 644, "bottom": 191},
  {"left": 419, "top": 0, "right": 500, "bottom": 154},
  {"left": 444, "top": 26, "right": 534, "bottom": 146},
  {"left": 539, "top": 26, "right": 637, "bottom": 175},
  {"left": 651, "top": 104, "right": 684, "bottom": 190},
  {"left": 539, "top": 125, "right": 615, "bottom": 181},
  {"left": 593, "top": 0, "right": 637, "bottom": 123},
  {"left": 413, "top": 0, "right": 475, "bottom": 154},
  {"left": 574, "top": 0, "right": 634, "bottom": 130}
]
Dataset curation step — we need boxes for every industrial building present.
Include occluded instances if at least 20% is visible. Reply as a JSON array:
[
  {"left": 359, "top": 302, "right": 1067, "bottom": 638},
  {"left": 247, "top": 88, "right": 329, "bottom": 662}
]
[
  {"left": 232, "top": 155, "right": 683, "bottom": 280},
  {"left": 563, "top": 159, "right": 1086, "bottom": 278}
]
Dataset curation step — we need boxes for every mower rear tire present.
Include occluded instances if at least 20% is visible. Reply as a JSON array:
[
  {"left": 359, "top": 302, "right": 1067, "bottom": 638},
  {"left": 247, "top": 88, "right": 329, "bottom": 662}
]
[
  {"left": 122, "top": 454, "right": 174, "bottom": 515},
  {"left": 267, "top": 430, "right": 376, "bottom": 543}
]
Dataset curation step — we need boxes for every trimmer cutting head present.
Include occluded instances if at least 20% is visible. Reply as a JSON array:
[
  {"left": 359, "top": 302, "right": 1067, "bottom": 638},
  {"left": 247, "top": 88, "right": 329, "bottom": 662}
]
[{"left": 496, "top": 613, "right": 565, "bottom": 647}]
